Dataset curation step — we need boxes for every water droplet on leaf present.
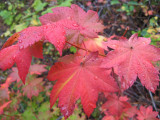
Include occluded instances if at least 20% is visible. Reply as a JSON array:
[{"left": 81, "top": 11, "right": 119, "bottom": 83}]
[
  {"left": 67, "top": 16, "right": 71, "bottom": 20},
  {"left": 150, "top": 87, "right": 154, "bottom": 92},
  {"left": 19, "top": 45, "right": 24, "bottom": 50},
  {"left": 19, "top": 40, "right": 22, "bottom": 43},
  {"left": 142, "top": 41, "right": 148, "bottom": 45},
  {"left": 13, "top": 55, "right": 16, "bottom": 59},
  {"left": 73, "top": 23, "right": 79, "bottom": 27},
  {"left": 94, "top": 76, "right": 98, "bottom": 80}
]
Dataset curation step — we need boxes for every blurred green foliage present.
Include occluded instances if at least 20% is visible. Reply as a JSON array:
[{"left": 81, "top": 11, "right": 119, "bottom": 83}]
[
  {"left": 0, "top": 0, "right": 73, "bottom": 37},
  {"left": 132, "top": 16, "right": 160, "bottom": 46}
]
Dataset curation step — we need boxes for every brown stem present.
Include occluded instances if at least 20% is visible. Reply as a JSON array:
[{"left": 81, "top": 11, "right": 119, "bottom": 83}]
[
  {"left": 82, "top": 41, "right": 88, "bottom": 56},
  {"left": 66, "top": 41, "right": 106, "bottom": 57}
]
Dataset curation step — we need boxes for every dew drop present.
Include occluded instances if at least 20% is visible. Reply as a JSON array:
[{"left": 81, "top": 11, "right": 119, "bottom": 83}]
[
  {"left": 112, "top": 44, "right": 117, "bottom": 48},
  {"left": 94, "top": 76, "right": 98, "bottom": 80},
  {"left": 142, "top": 41, "right": 148, "bottom": 45},
  {"left": 23, "top": 36, "right": 26, "bottom": 39},
  {"left": 89, "top": 103, "right": 96, "bottom": 108},
  {"left": 65, "top": 111, "right": 69, "bottom": 116},
  {"left": 19, "top": 45, "right": 24, "bottom": 50},
  {"left": 44, "top": 26, "right": 48, "bottom": 30},
  {"left": 8, "top": 61, "right": 12, "bottom": 65},
  {"left": 19, "top": 40, "right": 22, "bottom": 43},
  {"left": 37, "top": 33, "right": 41, "bottom": 36},
  {"left": 91, "top": 89, "right": 95, "bottom": 92},
  {"left": 129, "top": 80, "right": 133, "bottom": 85},
  {"left": 61, "top": 106, "right": 66, "bottom": 110},
  {"left": 62, "top": 30, "right": 65, "bottom": 34},
  {"left": 62, "top": 36, "right": 66, "bottom": 40},
  {"left": 150, "top": 87, "right": 154, "bottom": 92},
  {"left": 13, "top": 55, "right": 16, "bottom": 59},
  {"left": 73, "top": 23, "right": 79, "bottom": 27},
  {"left": 141, "top": 74, "right": 144, "bottom": 77},
  {"left": 67, "top": 16, "right": 71, "bottom": 20}
]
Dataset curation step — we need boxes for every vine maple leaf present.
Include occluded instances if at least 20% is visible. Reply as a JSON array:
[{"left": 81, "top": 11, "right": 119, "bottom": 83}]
[
  {"left": 29, "top": 64, "right": 47, "bottom": 75},
  {"left": 17, "top": 24, "right": 66, "bottom": 55},
  {"left": 17, "top": 21, "right": 81, "bottom": 55},
  {"left": 7, "top": 64, "right": 47, "bottom": 83},
  {"left": 0, "top": 41, "right": 43, "bottom": 83},
  {"left": 102, "top": 33, "right": 160, "bottom": 92},
  {"left": 137, "top": 106, "right": 158, "bottom": 120},
  {"left": 39, "top": 4, "right": 104, "bottom": 46},
  {"left": 48, "top": 52, "right": 118, "bottom": 118},
  {"left": 102, "top": 94, "right": 137, "bottom": 120},
  {"left": 23, "top": 78, "right": 44, "bottom": 99},
  {"left": 102, "top": 94, "right": 133, "bottom": 116}
]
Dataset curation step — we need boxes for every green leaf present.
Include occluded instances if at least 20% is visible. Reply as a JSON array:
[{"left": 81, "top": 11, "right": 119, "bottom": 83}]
[
  {"left": 14, "top": 23, "right": 28, "bottom": 32},
  {"left": 41, "top": 0, "right": 73, "bottom": 15},
  {"left": 70, "top": 46, "right": 77, "bottom": 53},
  {"left": 127, "top": 1, "right": 139, "bottom": 5},
  {"left": 32, "top": 0, "right": 48, "bottom": 12},
  {"left": 129, "top": 6, "right": 134, "bottom": 11},
  {"left": 111, "top": 0, "right": 120, "bottom": 5},
  {"left": 22, "top": 108, "right": 37, "bottom": 120}
]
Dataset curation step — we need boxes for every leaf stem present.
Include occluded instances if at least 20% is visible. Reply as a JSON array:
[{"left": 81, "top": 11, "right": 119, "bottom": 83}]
[
  {"left": 65, "top": 41, "right": 106, "bottom": 57},
  {"left": 122, "top": 27, "right": 129, "bottom": 37}
]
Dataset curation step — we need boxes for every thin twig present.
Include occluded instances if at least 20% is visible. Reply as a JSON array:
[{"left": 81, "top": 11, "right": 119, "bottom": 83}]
[
  {"left": 148, "top": 91, "right": 160, "bottom": 119},
  {"left": 56, "top": 116, "right": 63, "bottom": 120},
  {"left": 66, "top": 41, "right": 106, "bottom": 57}
]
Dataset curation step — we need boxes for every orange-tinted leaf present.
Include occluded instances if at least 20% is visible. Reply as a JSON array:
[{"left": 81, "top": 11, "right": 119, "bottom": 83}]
[
  {"left": 2, "top": 33, "right": 20, "bottom": 49},
  {"left": 79, "top": 36, "right": 107, "bottom": 55}
]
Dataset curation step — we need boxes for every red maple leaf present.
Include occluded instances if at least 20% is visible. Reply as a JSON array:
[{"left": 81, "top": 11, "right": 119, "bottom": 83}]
[
  {"left": 102, "top": 94, "right": 131, "bottom": 116},
  {"left": 7, "top": 64, "right": 47, "bottom": 83},
  {"left": 29, "top": 64, "right": 47, "bottom": 75},
  {"left": 17, "top": 24, "right": 66, "bottom": 55},
  {"left": 137, "top": 106, "right": 158, "bottom": 120},
  {"left": 0, "top": 41, "right": 43, "bottom": 83},
  {"left": 17, "top": 21, "right": 81, "bottom": 55},
  {"left": 102, "top": 33, "right": 160, "bottom": 92},
  {"left": 48, "top": 52, "right": 118, "bottom": 118},
  {"left": 102, "top": 94, "right": 137, "bottom": 119},
  {"left": 39, "top": 4, "right": 104, "bottom": 46}
]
